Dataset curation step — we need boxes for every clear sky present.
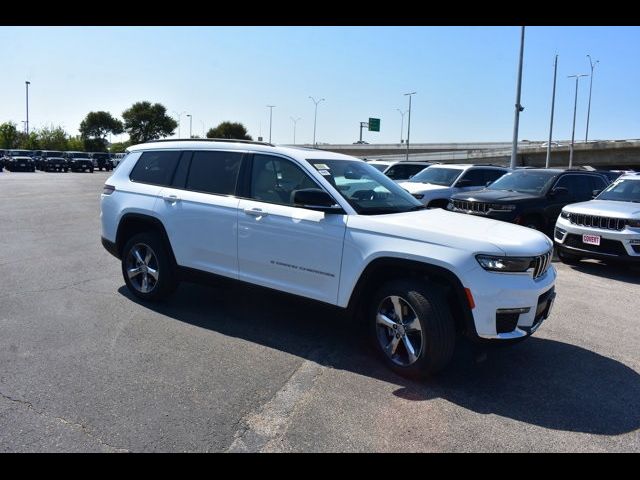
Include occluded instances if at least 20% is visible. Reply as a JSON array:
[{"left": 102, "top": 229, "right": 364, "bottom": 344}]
[{"left": 1, "top": 26, "right": 639, "bottom": 145}]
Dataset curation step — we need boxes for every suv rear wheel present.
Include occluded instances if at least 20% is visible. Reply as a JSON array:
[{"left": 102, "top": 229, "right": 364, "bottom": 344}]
[
  {"left": 369, "top": 279, "right": 456, "bottom": 378},
  {"left": 121, "top": 232, "right": 178, "bottom": 301}
]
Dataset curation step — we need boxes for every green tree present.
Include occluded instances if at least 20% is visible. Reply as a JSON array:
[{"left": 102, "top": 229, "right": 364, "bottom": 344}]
[
  {"left": 0, "top": 122, "right": 20, "bottom": 149},
  {"left": 79, "top": 111, "right": 124, "bottom": 152},
  {"left": 206, "top": 121, "right": 252, "bottom": 140},
  {"left": 67, "top": 135, "right": 84, "bottom": 151},
  {"left": 109, "top": 141, "right": 131, "bottom": 153},
  {"left": 18, "top": 131, "right": 40, "bottom": 150},
  {"left": 37, "top": 125, "right": 69, "bottom": 150},
  {"left": 122, "top": 101, "right": 177, "bottom": 144}
]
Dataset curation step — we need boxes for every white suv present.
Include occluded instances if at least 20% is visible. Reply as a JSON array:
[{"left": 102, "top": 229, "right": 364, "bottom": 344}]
[
  {"left": 555, "top": 173, "right": 640, "bottom": 264},
  {"left": 398, "top": 164, "right": 510, "bottom": 208},
  {"left": 100, "top": 140, "right": 556, "bottom": 377}
]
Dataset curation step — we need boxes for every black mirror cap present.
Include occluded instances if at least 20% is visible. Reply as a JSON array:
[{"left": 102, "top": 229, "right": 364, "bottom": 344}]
[
  {"left": 592, "top": 189, "right": 602, "bottom": 198},
  {"left": 550, "top": 186, "right": 569, "bottom": 196},
  {"left": 292, "top": 188, "right": 337, "bottom": 208}
]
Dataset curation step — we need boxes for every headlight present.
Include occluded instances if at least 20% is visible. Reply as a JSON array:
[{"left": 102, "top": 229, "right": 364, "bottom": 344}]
[
  {"left": 476, "top": 254, "right": 534, "bottom": 272},
  {"left": 489, "top": 203, "right": 516, "bottom": 211},
  {"left": 560, "top": 210, "right": 570, "bottom": 219},
  {"left": 628, "top": 219, "right": 640, "bottom": 228}
]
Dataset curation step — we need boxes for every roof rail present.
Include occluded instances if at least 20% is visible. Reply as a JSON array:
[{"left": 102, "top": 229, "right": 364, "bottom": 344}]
[{"left": 146, "top": 138, "right": 275, "bottom": 147}]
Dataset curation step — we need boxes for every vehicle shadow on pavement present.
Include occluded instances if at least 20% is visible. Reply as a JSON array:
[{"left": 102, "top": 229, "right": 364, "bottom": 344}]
[
  {"left": 118, "top": 281, "right": 640, "bottom": 436},
  {"left": 557, "top": 259, "right": 640, "bottom": 285}
]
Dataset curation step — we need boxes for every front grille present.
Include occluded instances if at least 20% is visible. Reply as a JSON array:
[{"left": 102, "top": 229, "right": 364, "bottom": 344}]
[
  {"left": 452, "top": 199, "right": 489, "bottom": 213},
  {"left": 564, "top": 234, "right": 627, "bottom": 256},
  {"left": 532, "top": 250, "right": 552, "bottom": 279},
  {"left": 567, "top": 212, "right": 626, "bottom": 231}
]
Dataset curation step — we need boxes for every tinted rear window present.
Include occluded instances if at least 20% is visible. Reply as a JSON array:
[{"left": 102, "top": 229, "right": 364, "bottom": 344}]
[
  {"left": 185, "top": 150, "right": 243, "bottom": 195},
  {"left": 130, "top": 151, "right": 181, "bottom": 186}
]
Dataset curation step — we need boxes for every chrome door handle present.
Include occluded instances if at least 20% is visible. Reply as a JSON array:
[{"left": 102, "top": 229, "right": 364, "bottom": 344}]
[
  {"left": 162, "top": 194, "right": 180, "bottom": 203},
  {"left": 243, "top": 208, "right": 268, "bottom": 217}
]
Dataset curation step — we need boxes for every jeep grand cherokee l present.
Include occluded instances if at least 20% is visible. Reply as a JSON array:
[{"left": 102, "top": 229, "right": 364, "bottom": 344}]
[
  {"left": 101, "top": 140, "right": 556, "bottom": 378},
  {"left": 448, "top": 168, "right": 610, "bottom": 235}
]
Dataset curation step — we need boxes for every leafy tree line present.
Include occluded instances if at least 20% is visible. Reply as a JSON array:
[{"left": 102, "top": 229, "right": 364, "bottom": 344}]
[{"left": 1, "top": 100, "right": 253, "bottom": 152}]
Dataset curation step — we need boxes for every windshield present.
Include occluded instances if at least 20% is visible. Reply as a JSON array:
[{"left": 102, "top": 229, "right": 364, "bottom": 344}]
[
  {"left": 44, "top": 151, "right": 63, "bottom": 157},
  {"left": 408, "top": 167, "right": 463, "bottom": 186},
  {"left": 487, "top": 170, "right": 557, "bottom": 195},
  {"left": 308, "top": 159, "right": 423, "bottom": 215},
  {"left": 597, "top": 179, "right": 640, "bottom": 203},
  {"left": 70, "top": 152, "right": 89, "bottom": 159},
  {"left": 93, "top": 153, "right": 109, "bottom": 159},
  {"left": 11, "top": 150, "right": 32, "bottom": 156}
]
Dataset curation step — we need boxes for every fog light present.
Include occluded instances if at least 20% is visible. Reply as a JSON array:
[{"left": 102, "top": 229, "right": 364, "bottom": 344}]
[
  {"left": 554, "top": 227, "right": 566, "bottom": 240},
  {"left": 496, "top": 307, "right": 531, "bottom": 333}
]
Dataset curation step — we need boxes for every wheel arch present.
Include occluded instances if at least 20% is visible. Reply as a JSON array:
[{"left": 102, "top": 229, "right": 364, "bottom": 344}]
[
  {"left": 115, "top": 213, "right": 177, "bottom": 267},
  {"left": 346, "top": 257, "right": 477, "bottom": 339}
]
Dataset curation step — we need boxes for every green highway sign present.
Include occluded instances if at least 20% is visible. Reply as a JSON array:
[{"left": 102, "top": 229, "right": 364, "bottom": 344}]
[{"left": 368, "top": 117, "right": 380, "bottom": 132}]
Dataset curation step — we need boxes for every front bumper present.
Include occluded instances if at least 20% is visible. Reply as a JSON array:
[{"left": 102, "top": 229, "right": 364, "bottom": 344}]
[
  {"left": 464, "top": 262, "right": 557, "bottom": 340},
  {"left": 554, "top": 216, "right": 640, "bottom": 261}
]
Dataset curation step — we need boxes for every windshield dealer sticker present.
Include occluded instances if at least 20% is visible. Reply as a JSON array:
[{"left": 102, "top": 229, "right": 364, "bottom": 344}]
[
  {"left": 314, "top": 163, "right": 329, "bottom": 170},
  {"left": 318, "top": 170, "right": 331, "bottom": 176}
]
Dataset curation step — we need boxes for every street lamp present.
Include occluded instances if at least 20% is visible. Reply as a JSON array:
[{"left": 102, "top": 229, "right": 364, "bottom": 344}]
[
  {"left": 267, "top": 105, "right": 275, "bottom": 143},
  {"left": 404, "top": 92, "right": 416, "bottom": 161},
  {"left": 568, "top": 74, "right": 589, "bottom": 168},
  {"left": 510, "top": 26, "right": 525, "bottom": 170},
  {"left": 545, "top": 54, "right": 559, "bottom": 169},
  {"left": 25, "top": 81, "right": 31, "bottom": 136},
  {"left": 290, "top": 117, "right": 301, "bottom": 145},
  {"left": 186, "top": 114, "right": 192, "bottom": 139},
  {"left": 309, "top": 96, "right": 325, "bottom": 147},
  {"left": 396, "top": 109, "right": 407, "bottom": 144},
  {"left": 173, "top": 111, "right": 187, "bottom": 138},
  {"left": 585, "top": 55, "right": 599, "bottom": 143}
]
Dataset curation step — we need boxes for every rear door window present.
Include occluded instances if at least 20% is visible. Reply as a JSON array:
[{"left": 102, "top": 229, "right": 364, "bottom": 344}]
[
  {"left": 185, "top": 150, "right": 243, "bottom": 196},
  {"left": 129, "top": 151, "right": 182, "bottom": 186}
]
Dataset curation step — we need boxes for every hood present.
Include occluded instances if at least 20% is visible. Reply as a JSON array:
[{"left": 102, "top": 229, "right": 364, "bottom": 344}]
[
  {"left": 346, "top": 208, "right": 553, "bottom": 257},
  {"left": 11, "top": 156, "right": 33, "bottom": 161},
  {"left": 451, "top": 189, "right": 541, "bottom": 202},
  {"left": 563, "top": 199, "right": 640, "bottom": 218},
  {"left": 398, "top": 181, "right": 450, "bottom": 194}
]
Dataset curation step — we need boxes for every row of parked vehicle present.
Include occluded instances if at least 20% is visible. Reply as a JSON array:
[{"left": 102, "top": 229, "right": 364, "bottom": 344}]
[
  {"left": 0, "top": 149, "right": 126, "bottom": 173},
  {"left": 368, "top": 159, "right": 639, "bottom": 266}
]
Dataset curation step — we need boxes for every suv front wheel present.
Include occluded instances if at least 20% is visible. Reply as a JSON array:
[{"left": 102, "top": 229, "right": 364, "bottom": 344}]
[
  {"left": 121, "top": 232, "right": 178, "bottom": 301},
  {"left": 369, "top": 279, "right": 456, "bottom": 378}
]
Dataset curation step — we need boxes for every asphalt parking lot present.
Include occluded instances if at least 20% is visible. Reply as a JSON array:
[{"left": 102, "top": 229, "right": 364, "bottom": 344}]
[{"left": 1, "top": 170, "right": 639, "bottom": 452}]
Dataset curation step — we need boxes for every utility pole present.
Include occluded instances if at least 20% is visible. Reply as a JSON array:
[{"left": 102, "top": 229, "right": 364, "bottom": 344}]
[
  {"left": 568, "top": 74, "right": 588, "bottom": 168},
  {"left": 585, "top": 55, "right": 599, "bottom": 143},
  {"left": 309, "top": 96, "right": 325, "bottom": 147},
  {"left": 510, "top": 26, "right": 525, "bottom": 169},
  {"left": 545, "top": 55, "right": 558, "bottom": 168},
  {"left": 186, "top": 114, "right": 192, "bottom": 138},
  {"left": 404, "top": 92, "right": 416, "bottom": 161},
  {"left": 25, "top": 81, "right": 31, "bottom": 136},
  {"left": 290, "top": 117, "right": 301, "bottom": 144},
  {"left": 267, "top": 105, "right": 275, "bottom": 143}
]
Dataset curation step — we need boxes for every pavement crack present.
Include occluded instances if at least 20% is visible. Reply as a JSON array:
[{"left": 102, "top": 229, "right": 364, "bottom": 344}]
[
  {"left": 0, "top": 276, "right": 104, "bottom": 300},
  {"left": 0, "top": 389, "right": 129, "bottom": 452},
  {"left": 226, "top": 349, "right": 328, "bottom": 453}
]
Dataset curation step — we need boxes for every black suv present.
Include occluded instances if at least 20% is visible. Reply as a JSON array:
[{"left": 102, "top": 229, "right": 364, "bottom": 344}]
[
  {"left": 40, "top": 151, "right": 69, "bottom": 172},
  {"left": 3, "top": 150, "right": 36, "bottom": 172},
  {"left": 65, "top": 151, "right": 94, "bottom": 173},
  {"left": 90, "top": 152, "right": 113, "bottom": 171},
  {"left": 448, "top": 168, "right": 610, "bottom": 234}
]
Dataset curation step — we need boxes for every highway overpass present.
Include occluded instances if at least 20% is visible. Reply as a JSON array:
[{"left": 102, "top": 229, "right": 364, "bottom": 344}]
[{"left": 294, "top": 139, "right": 640, "bottom": 169}]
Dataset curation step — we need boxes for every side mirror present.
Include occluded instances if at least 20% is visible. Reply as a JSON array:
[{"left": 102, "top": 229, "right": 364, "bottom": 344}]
[
  {"left": 592, "top": 189, "right": 602, "bottom": 198},
  {"left": 485, "top": 180, "right": 493, "bottom": 187},
  {"left": 456, "top": 178, "right": 472, "bottom": 187},
  {"left": 549, "top": 186, "right": 569, "bottom": 197},
  {"left": 292, "top": 189, "right": 342, "bottom": 213}
]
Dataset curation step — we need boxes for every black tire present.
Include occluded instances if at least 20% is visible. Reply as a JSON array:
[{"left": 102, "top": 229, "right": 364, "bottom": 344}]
[
  {"left": 369, "top": 279, "right": 456, "bottom": 378},
  {"left": 121, "top": 232, "right": 178, "bottom": 302},
  {"left": 557, "top": 248, "right": 582, "bottom": 265}
]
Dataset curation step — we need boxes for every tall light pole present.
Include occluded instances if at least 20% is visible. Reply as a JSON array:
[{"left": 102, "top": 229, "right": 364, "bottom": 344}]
[
  {"left": 25, "top": 81, "right": 31, "bottom": 136},
  {"left": 290, "top": 117, "right": 301, "bottom": 144},
  {"left": 404, "top": 92, "right": 416, "bottom": 161},
  {"left": 173, "top": 111, "right": 186, "bottom": 138},
  {"left": 568, "top": 74, "right": 588, "bottom": 168},
  {"left": 510, "top": 26, "right": 525, "bottom": 170},
  {"left": 585, "top": 55, "right": 599, "bottom": 143},
  {"left": 309, "top": 96, "right": 325, "bottom": 147},
  {"left": 545, "top": 55, "right": 558, "bottom": 168},
  {"left": 396, "top": 109, "right": 407, "bottom": 143},
  {"left": 186, "top": 114, "right": 192, "bottom": 139},
  {"left": 266, "top": 105, "right": 275, "bottom": 143}
]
